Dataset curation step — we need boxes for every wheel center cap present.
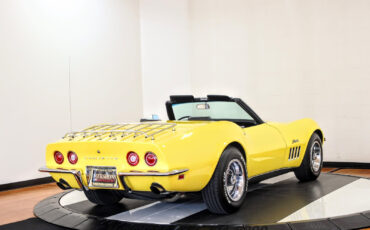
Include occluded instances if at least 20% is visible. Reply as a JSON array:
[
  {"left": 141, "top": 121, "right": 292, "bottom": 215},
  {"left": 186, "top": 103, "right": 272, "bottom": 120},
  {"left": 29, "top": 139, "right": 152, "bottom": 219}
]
[{"left": 231, "top": 175, "right": 236, "bottom": 184}]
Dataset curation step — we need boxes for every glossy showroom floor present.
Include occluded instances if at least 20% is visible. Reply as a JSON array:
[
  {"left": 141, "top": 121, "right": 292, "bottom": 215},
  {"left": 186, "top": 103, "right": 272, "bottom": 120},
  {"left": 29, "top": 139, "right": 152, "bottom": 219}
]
[{"left": 0, "top": 167, "right": 369, "bottom": 230}]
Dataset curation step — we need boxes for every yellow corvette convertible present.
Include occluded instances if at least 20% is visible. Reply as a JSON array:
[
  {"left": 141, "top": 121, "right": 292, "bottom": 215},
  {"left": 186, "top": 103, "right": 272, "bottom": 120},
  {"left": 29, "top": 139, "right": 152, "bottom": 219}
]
[{"left": 40, "top": 95, "right": 324, "bottom": 214}]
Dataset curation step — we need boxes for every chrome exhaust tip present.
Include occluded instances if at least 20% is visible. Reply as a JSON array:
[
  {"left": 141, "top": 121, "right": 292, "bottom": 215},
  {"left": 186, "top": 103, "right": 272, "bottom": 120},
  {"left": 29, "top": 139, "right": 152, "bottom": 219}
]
[
  {"left": 150, "top": 182, "right": 166, "bottom": 194},
  {"left": 57, "top": 179, "right": 72, "bottom": 190}
]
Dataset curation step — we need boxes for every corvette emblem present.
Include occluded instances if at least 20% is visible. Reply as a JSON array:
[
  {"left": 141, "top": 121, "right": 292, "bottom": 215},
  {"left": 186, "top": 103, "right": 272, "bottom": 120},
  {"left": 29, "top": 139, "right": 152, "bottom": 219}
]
[
  {"left": 84, "top": 156, "right": 119, "bottom": 160},
  {"left": 292, "top": 139, "right": 299, "bottom": 144}
]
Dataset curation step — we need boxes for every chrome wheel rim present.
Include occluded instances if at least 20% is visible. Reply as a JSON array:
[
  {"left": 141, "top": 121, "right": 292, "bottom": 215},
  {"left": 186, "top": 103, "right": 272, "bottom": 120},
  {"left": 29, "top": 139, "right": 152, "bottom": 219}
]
[
  {"left": 225, "top": 159, "right": 245, "bottom": 202},
  {"left": 311, "top": 141, "right": 322, "bottom": 173}
]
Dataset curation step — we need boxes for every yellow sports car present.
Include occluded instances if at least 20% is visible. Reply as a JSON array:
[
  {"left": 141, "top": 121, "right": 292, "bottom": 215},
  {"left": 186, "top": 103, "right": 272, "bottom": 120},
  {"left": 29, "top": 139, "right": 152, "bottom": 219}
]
[{"left": 40, "top": 95, "right": 324, "bottom": 214}]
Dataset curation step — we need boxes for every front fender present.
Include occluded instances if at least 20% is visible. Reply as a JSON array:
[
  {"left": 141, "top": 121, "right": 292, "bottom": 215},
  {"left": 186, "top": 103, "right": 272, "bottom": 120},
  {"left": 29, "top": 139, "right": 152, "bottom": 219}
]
[{"left": 268, "top": 118, "right": 324, "bottom": 168}]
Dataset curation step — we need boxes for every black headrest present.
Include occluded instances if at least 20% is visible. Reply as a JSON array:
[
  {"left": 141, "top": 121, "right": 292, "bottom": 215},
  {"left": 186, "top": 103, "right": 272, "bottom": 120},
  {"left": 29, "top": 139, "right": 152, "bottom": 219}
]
[{"left": 169, "top": 95, "right": 195, "bottom": 103}]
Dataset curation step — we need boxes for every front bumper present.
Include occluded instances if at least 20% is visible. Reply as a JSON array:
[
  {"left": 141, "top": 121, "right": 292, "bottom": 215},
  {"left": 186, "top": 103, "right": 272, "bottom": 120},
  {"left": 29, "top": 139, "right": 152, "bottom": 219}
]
[{"left": 39, "top": 166, "right": 189, "bottom": 191}]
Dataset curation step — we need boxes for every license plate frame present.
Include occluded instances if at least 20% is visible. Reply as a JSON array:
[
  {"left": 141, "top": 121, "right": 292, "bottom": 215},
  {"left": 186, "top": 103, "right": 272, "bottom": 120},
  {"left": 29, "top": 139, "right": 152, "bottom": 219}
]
[{"left": 86, "top": 166, "right": 119, "bottom": 188}]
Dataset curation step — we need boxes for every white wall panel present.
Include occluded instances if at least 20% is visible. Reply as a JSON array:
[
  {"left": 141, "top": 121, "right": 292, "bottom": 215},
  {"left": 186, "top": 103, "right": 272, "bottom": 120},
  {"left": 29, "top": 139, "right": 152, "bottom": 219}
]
[
  {"left": 0, "top": 0, "right": 143, "bottom": 184},
  {"left": 188, "top": 0, "right": 370, "bottom": 162},
  {"left": 1, "top": 0, "right": 369, "bottom": 185},
  {"left": 140, "top": 0, "right": 192, "bottom": 120}
]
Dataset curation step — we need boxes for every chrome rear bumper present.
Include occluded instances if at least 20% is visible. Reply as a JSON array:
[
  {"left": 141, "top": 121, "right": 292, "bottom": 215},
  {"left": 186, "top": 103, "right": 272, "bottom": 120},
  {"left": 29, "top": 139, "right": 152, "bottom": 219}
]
[
  {"left": 39, "top": 167, "right": 85, "bottom": 190},
  {"left": 39, "top": 166, "right": 189, "bottom": 191}
]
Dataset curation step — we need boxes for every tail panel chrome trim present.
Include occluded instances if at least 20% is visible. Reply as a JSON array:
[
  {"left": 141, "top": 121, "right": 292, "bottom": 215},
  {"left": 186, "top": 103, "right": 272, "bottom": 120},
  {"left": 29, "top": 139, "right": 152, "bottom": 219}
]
[{"left": 118, "top": 169, "right": 188, "bottom": 176}]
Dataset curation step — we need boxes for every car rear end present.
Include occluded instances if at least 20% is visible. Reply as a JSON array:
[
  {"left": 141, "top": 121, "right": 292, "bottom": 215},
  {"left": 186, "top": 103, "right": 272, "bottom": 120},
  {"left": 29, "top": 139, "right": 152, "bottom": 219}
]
[{"left": 40, "top": 123, "right": 190, "bottom": 194}]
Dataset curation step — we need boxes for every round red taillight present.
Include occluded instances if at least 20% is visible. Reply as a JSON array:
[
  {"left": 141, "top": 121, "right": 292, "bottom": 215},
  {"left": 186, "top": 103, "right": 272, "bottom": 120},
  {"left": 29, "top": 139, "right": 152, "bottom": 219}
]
[
  {"left": 54, "top": 151, "right": 64, "bottom": 164},
  {"left": 67, "top": 151, "right": 78, "bottom": 164},
  {"left": 145, "top": 152, "right": 157, "bottom": 166},
  {"left": 127, "top": 151, "right": 139, "bottom": 166}
]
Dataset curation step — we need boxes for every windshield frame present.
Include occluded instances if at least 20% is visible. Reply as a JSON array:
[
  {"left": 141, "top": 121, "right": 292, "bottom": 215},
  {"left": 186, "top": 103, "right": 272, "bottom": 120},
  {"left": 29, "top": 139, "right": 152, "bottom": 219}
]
[{"left": 165, "top": 95, "right": 264, "bottom": 125}]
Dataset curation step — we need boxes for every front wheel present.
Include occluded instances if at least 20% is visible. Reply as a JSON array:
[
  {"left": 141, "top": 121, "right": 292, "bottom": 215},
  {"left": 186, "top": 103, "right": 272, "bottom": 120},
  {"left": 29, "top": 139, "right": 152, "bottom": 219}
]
[
  {"left": 294, "top": 133, "right": 323, "bottom": 182},
  {"left": 201, "top": 147, "right": 248, "bottom": 214}
]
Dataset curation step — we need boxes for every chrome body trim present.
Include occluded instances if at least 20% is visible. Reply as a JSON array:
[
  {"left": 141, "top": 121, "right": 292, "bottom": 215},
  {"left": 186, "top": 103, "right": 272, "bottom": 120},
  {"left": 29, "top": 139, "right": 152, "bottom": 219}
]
[
  {"left": 39, "top": 166, "right": 188, "bottom": 192},
  {"left": 118, "top": 169, "right": 188, "bottom": 176},
  {"left": 288, "top": 146, "right": 301, "bottom": 160},
  {"left": 39, "top": 166, "right": 86, "bottom": 190}
]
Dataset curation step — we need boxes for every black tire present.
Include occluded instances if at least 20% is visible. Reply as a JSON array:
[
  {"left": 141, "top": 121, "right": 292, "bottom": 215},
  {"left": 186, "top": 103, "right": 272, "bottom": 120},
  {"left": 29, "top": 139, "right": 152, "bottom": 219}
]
[
  {"left": 294, "top": 133, "right": 323, "bottom": 182},
  {"left": 201, "top": 147, "right": 248, "bottom": 214},
  {"left": 84, "top": 189, "right": 124, "bottom": 205}
]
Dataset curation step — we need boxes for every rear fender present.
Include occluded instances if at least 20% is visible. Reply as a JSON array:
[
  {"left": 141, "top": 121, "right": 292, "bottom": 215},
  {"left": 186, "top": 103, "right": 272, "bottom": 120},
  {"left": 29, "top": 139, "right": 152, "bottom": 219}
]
[{"left": 162, "top": 121, "right": 248, "bottom": 191}]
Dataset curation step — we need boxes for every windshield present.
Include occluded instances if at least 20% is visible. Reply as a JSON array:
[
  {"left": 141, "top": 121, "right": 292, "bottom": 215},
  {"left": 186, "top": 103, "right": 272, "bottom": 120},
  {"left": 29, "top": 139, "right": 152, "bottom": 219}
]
[{"left": 172, "top": 101, "right": 254, "bottom": 121}]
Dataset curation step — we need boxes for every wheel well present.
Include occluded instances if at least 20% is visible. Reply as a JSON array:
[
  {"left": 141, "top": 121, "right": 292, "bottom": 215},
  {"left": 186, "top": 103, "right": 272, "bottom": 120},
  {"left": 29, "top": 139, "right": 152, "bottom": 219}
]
[
  {"left": 314, "top": 129, "right": 323, "bottom": 143},
  {"left": 226, "top": 142, "right": 246, "bottom": 161}
]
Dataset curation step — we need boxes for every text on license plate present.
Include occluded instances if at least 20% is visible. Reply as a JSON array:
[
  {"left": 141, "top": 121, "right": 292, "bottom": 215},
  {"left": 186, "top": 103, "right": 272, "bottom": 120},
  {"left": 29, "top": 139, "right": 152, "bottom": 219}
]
[{"left": 86, "top": 166, "right": 119, "bottom": 188}]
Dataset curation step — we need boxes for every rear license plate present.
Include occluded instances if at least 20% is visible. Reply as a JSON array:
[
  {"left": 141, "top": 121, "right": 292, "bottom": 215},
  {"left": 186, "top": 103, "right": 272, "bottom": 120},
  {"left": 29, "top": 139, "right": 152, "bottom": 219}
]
[{"left": 86, "top": 166, "right": 119, "bottom": 188}]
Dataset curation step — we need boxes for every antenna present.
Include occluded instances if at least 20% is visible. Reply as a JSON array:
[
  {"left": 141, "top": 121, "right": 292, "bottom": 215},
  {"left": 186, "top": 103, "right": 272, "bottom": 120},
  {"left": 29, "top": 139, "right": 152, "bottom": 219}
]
[{"left": 68, "top": 56, "right": 72, "bottom": 132}]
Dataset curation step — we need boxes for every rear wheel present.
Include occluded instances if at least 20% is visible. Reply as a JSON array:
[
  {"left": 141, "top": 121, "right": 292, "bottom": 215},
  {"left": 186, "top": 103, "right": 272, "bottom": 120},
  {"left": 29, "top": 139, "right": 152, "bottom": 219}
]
[
  {"left": 294, "top": 133, "right": 323, "bottom": 182},
  {"left": 201, "top": 147, "right": 248, "bottom": 214},
  {"left": 84, "top": 189, "right": 124, "bottom": 205}
]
